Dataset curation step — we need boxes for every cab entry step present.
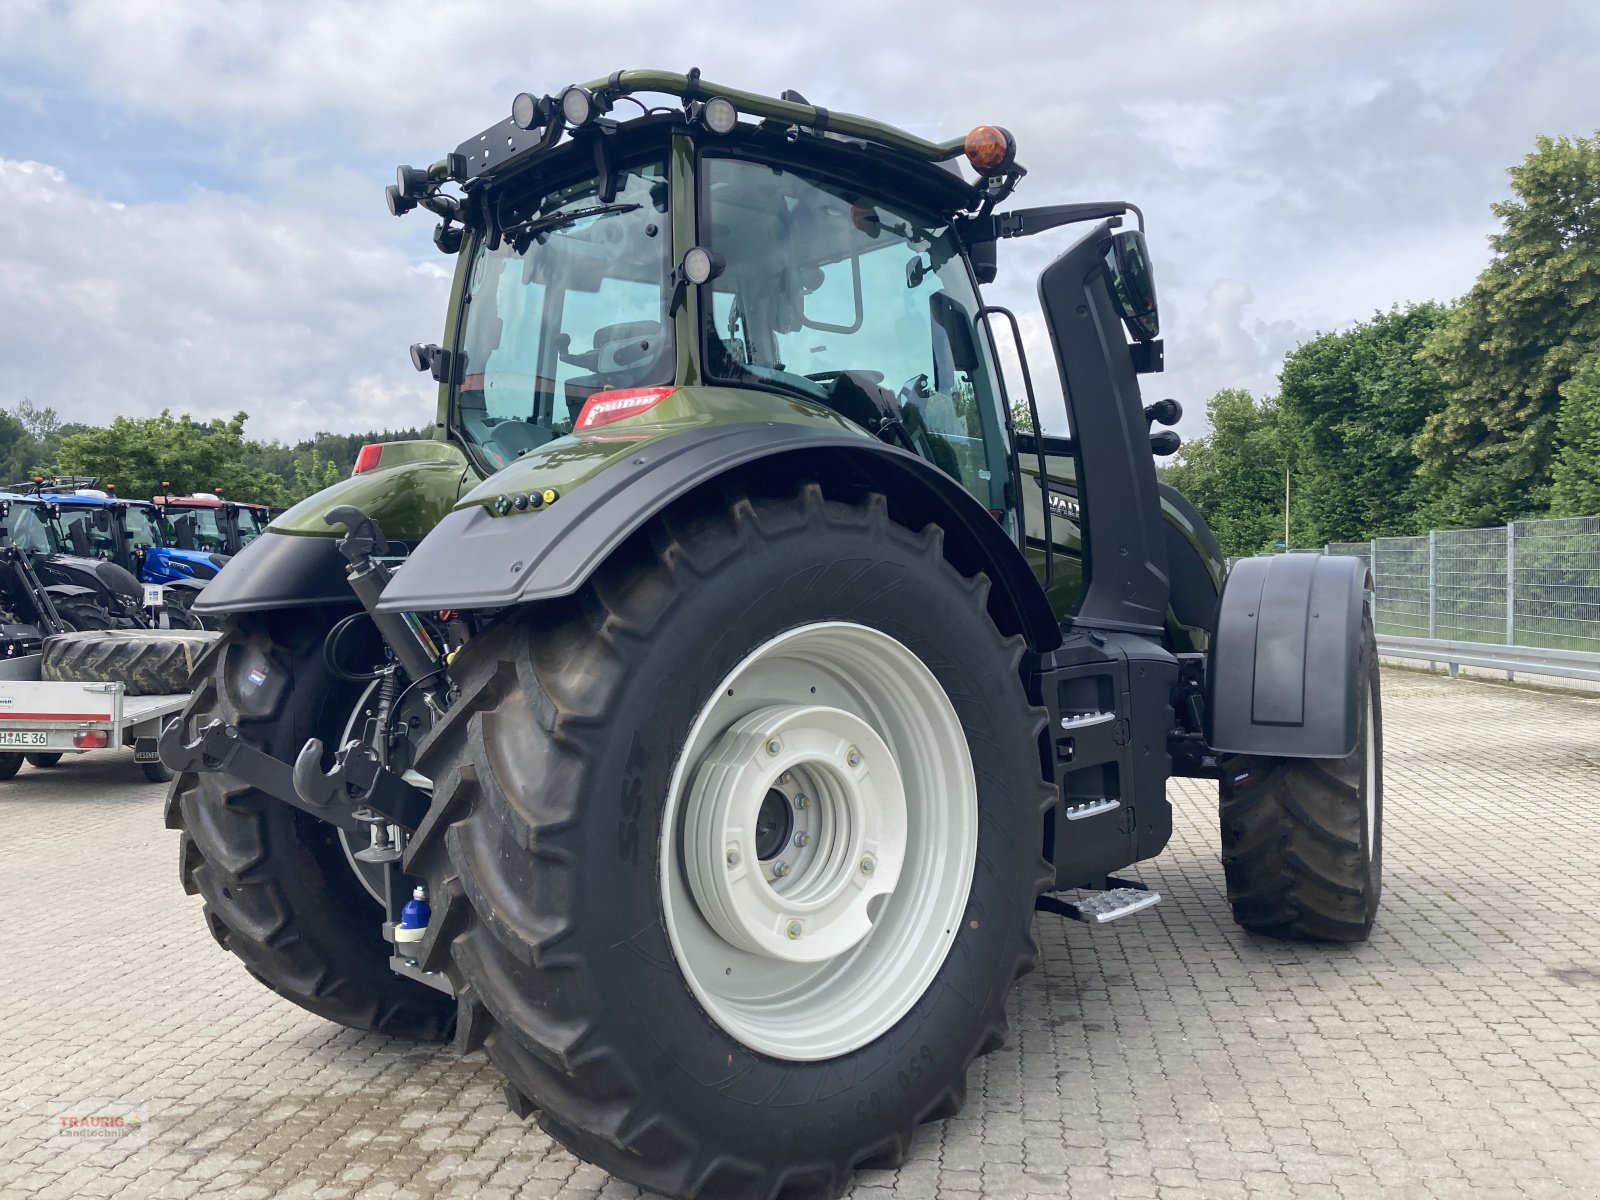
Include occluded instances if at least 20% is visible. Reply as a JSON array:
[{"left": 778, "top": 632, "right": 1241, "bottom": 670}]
[{"left": 1036, "top": 886, "right": 1162, "bottom": 924}]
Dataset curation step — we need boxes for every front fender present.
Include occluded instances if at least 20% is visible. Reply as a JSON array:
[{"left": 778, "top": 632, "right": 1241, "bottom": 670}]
[
  {"left": 193, "top": 450, "right": 476, "bottom": 616},
  {"left": 190, "top": 530, "right": 354, "bottom": 615},
  {"left": 270, "top": 444, "right": 472, "bottom": 543},
  {"left": 373, "top": 422, "right": 1062, "bottom": 650},
  {"left": 1205, "top": 554, "right": 1370, "bottom": 758}
]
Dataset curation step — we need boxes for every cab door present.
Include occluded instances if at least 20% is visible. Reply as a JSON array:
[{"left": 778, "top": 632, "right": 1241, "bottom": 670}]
[{"left": 1016, "top": 431, "right": 1085, "bottom": 621}]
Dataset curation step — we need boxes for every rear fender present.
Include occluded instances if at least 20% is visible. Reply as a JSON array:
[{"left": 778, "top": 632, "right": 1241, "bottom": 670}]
[
  {"left": 373, "top": 422, "right": 1063, "bottom": 651},
  {"left": 1206, "top": 554, "right": 1370, "bottom": 758}
]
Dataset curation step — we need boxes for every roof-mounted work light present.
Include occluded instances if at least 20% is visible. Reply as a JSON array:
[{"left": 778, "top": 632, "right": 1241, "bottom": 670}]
[
  {"left": 387, "top": 163, "right": 431, "bottom": 217},
  {"left": 511, "top": 91, "right": 548, "bottom": 131},
  {"left": 702, "top": 96, "right": 738, "bottom": 134},
  {"left": 560, "top": 85, "right": 600, "bottom": 127}
]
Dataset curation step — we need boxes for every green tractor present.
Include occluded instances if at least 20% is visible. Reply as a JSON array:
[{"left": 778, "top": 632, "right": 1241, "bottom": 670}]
[{"left": 163, "top": 70, "right": 1382, "bottom": 1200}]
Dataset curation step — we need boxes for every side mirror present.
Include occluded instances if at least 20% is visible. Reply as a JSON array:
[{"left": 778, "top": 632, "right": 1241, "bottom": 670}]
[{"left": 1106, "top": 229, "right": 1159, "bottom": 342}]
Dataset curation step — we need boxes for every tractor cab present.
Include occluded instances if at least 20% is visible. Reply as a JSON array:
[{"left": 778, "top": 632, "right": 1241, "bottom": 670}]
[
  {"left": 36, "top": 488, "right": 227, "bottom": 588},
  {"left": 151, "top": 492, "right": 242, "bottom": 555}
]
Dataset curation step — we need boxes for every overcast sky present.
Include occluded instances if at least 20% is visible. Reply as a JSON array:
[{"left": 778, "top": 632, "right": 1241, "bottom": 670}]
[{"left": 2, "top": 0, "right": 1596, "bottom": 446}]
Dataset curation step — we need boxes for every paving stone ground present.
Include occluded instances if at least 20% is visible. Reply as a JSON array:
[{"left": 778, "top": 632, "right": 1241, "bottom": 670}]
[{"left": 2, "top": 667, "right": 1599, "bottom": 1199}]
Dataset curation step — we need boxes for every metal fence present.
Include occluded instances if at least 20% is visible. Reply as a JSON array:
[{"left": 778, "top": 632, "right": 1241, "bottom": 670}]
[{"left": 1326, "top": 515, "right": 1600, "bottom": 654}]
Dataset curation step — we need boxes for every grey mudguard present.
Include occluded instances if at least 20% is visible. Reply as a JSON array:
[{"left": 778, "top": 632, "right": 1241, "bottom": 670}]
[
  {"left": 373, "top": 421, "right": 1062, "bottom": 650},
  {"left": 1206, "top": 554, "right": 1370, "bottom": 759},
  {"left": 191, "top": 529, "right": 355, "bottom": 615}
]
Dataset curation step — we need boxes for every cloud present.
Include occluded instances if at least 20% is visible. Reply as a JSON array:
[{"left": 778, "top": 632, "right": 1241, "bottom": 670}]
[
  {"left": 0, "top": 0, "right": 1596, "bottom": 443},
  {"left": 0, "top": 159, "right": 448, "bottom": 440}
]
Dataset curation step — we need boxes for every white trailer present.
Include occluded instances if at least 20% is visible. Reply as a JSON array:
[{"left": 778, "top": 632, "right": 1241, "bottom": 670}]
[{"left": 0, "top": 676, "right": 188, "bottom": 783}]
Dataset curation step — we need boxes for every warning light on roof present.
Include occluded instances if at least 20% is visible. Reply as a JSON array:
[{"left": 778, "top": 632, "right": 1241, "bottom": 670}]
[{"left": 964, "top": 125, "right": 1016, "bottom": 176}]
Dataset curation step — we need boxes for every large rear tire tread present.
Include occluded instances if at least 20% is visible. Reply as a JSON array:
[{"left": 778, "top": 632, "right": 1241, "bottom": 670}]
[
  {"left": 406, "top": 482, "right": 1055, "bottom": 1200},
  {"left": 1218, "top": 612, "right": 1382, "bottom": 943},
  {"left": 164, "top": 612, "right": 454, "bottom": 1040}
]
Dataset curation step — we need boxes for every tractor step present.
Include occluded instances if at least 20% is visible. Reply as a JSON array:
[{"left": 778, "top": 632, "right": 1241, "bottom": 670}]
[{"left": 1036, "top": 886, "right": 1161, "bottom": 924}]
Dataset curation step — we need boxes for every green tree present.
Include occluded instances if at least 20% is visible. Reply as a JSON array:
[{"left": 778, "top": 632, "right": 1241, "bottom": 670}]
[
  {"left": 1163, "top": 389, "right": 1292, "bottom": 557},
  {"left": 1277, "top": 303, "right": 1451, "bottom": 543},
  {"left": 289, "top": 447, "right": 344, "bottom": 503},
  {"left": 1414, "top": 131, "right": 1600, "bottom": 526},
  {"left": 55, "top": 410, "right": 289, "bottom": 506},
  {"left": 1549, "top": 351, "right": 1600, "bottom": 516}
]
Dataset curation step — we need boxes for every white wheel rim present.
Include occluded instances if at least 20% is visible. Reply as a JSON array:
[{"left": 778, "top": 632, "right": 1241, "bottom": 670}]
[{"left": 661, "top": 621, "right": 978, "bottom": 1061}]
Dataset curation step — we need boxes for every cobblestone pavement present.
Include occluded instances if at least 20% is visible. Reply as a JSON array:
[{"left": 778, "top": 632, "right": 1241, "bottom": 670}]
[{"left": 2, "top": 667, "right": 1599, "bottom": 1200}]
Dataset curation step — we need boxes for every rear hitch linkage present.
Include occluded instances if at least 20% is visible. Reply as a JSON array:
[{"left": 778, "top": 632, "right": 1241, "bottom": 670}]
[{"left": 159, "top": 505, "right": 445, "bottom": 836}]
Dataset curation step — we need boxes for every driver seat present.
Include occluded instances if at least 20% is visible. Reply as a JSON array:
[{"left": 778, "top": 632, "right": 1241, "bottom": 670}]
[{"left": 564, "top": 321, "right": 668, "bottom": 422}]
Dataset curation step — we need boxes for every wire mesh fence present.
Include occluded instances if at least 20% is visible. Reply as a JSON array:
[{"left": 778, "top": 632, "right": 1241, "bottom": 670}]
[{"left": 1321, "top": 516, "right": 1600, "bottom": 652}]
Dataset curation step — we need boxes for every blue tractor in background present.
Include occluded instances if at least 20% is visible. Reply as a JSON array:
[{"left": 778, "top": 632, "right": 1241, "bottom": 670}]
[
  {"left": 5, "top": 484, "right": 223, "bottom": 627},
  {"left": 48, "top": 488, "right": 229, "bottom": 592}
]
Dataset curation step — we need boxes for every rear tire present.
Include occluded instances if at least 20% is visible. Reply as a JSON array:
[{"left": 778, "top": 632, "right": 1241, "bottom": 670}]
[
  {"left": 141, "top": 758, "right": 175, "bottom": 784},
  {"left": 164, "top": 611, "right": 454, "bottom": 1039},
  {"left": 408, "top": 484, "right": 1054, "bottom": 1200},
  {"left": 0, "top": 753, "right": 21, "bottom": 780},
  {"left": 26, "top": 753, "right": 63, "bottom": 768},
  {"left": 1218, "top": 607, "right": 1382, "bottom": 942}
]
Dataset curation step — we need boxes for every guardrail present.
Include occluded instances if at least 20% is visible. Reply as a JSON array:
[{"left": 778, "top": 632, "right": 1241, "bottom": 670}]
[{"left": 1376, "top": 634, "right": 1600, "bottom": 683}]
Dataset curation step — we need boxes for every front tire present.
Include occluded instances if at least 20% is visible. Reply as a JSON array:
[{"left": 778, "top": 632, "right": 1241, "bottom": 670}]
[
  {"left": 26, "top": 753, "right": 63, "bottom": 768},
  {"left": 1218, "top": 606, "right": 1383, "bottom": 941},
  {"left": 0, "top": 753, "right": 21, "bottom": 780},
  {"left": 408, "top": 484, "right": 1053, "bottom": 1200},
  {"left": 164, "top": 611, "right": 454, "bottom": 1039}
]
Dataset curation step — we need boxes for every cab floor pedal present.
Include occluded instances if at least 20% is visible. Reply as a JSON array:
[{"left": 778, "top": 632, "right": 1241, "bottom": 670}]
[{"left": 1037, "top": 887, "right": 1161, "bottom": 924}]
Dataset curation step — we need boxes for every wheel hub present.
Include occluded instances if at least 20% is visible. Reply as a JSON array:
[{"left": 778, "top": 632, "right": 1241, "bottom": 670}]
[{"left": 684, "top": 704, "right": 905, "bottom": 964}]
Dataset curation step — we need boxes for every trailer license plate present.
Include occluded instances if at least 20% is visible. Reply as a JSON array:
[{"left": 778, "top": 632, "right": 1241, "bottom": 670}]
[{"left": 0, "top": 731, "right": 47, "bottom": 747}]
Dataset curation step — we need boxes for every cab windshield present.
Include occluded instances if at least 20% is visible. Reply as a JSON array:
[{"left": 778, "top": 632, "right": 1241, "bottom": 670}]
[
  {"left": 701, "top": 155, "right": 1012, "bottom": 511},
  {"left": 124, "top": 505, "right": 165, "bottom": 551},
  {"left": 452, "top": 160, "right": 673, "bottom": 470},
  {"left": 55, "top": 507, "right": 118, "bottom": 558},
  {"left": 3, "top": 503, "right": 58, "bottom": 554},
  {"left": 236, "top": 506, "right": 269, "bottom": 545},
  {"left": 168, "top": 506, "right": 226, "bottom": 554}
]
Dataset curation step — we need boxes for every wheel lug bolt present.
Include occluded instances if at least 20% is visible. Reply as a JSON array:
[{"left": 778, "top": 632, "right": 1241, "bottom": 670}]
[
  {"left": 726, "top": 848, "right": 741, "bottom": 867},
  {"left": 794, "top": 793, "right": 808, "bottom": 809},
  {"left": 779, "top": 771, "right": 792, "bottom": 784},
  {"left": 772, "top": 860, "right": 791, "bottom": 878},
  {"left": 860, "top": 854, "right": 876, "bottom": 875},
  {"left": 793, "top": 831, "right": 810, "bottom": 848},
  {"left": 847, "top": 747, "right": 861, "bottom": 767},
  {"left": 766, "top": 738, "right": 782, "bottom": 756},
  {"left": 786, "top": 919, "right": 802, "bottom": 939}
]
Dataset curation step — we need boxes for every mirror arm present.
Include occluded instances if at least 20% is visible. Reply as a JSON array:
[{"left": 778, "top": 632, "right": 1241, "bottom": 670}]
[{"left": 968, "top": 201, "right": 1144, "bottom": 243}]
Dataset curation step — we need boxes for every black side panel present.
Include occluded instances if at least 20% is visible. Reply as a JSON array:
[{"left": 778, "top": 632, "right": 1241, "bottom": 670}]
[
  {"left": 373, "top": 422, "right": 1062, "bottom": 651},
  {"left": 1206, "top": 554, "right": 1369, "bottom": 758},
  {"left": 1037, "top": 222, "right": 1170, "bottom": 634},
  {"left": 1159, "top": 483, "right": 1223, "bottom": 634},
  {"left": 191, "top": 530, "right": 355, "bottom": 615}
]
